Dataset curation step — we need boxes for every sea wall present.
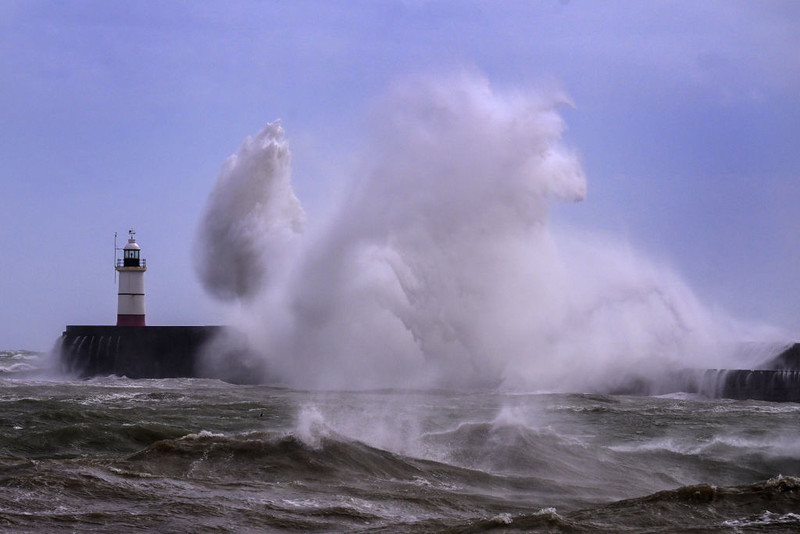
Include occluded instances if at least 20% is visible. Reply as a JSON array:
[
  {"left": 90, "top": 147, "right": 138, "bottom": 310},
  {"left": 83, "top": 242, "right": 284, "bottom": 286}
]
[
  {"left": 710, "top": 369, "right": 800, "bottom": 402},
  {"left": 605, "top": 344, "right": 800, "bottom": 402},
  {"left": 759, "top": 343, "right": 800, "bottom": 371},
  {"left": 59, "top": 325, "right": 222, "bottom": 379},
  {"left": 59, "top": 328, "right": 800, "bottom": 400},
  {"left": 711, "top": 343, "right": 800, "bottom": 402}
]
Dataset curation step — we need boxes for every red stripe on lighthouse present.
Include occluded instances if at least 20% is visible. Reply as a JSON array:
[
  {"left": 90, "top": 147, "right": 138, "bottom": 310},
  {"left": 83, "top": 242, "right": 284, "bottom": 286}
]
[{"left": 117, "top": 314, "right": 146, "bottom": 327}]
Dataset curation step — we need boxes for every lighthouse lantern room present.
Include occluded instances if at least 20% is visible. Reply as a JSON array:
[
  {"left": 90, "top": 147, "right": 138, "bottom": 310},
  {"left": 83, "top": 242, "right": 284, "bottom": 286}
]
[{"left": 115, "top": 230, "right": 147, "bottom": 326}]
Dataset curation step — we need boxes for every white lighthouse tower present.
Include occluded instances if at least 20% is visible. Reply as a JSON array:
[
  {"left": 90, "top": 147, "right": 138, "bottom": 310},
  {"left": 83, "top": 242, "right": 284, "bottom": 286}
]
[{"left": 115, "top": 230, "right": 147, "bottom": 326}]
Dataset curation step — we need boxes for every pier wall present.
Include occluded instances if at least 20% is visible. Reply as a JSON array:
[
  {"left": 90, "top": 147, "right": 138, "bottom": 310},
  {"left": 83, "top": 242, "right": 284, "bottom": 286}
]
[
  {"left": 59, "top": 325, "right": 221, "bottom": 379},
  {"left": 59, "top": 327, "right": 800, "bottom": 400}
]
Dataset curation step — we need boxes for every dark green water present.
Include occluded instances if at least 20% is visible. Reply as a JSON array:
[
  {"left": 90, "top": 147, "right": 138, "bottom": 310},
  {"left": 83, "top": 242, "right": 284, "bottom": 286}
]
[{"left": 2, "top": 350, "right": 800, "bottom": 532}]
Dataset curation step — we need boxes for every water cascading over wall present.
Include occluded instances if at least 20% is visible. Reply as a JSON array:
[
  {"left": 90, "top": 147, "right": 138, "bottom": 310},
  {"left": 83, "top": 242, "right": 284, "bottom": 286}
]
[{"left": 60, "top": 325, "right": 220, "bottom": 378}]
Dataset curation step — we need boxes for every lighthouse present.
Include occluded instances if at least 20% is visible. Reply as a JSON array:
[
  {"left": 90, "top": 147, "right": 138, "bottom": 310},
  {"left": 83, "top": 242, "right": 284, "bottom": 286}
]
[
  {"left": 115, "top": 230, "right": 147, "bottom": 326},
  {"left": 59, "top": 231, "right": 252, "bottom": 381}
]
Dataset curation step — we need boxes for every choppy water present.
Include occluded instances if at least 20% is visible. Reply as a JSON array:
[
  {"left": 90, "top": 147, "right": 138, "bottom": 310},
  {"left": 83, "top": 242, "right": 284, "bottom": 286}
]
[{"left": 2, "top": 350, "right": 800, "bottom": 532}]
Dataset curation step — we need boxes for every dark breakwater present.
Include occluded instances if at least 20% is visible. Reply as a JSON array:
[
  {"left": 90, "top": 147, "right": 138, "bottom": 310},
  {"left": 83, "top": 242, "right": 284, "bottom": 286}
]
[
  {"left": 59, "top": 325, "right": 221, "bottom": 379},
  {"left": 701, "top": 369, "right": 800, "bottom": 403},
  {"left": 705, "top": 343, "right": 800, "bottom": 402},
  {"left": 597, "top": 344, "right": 800, "bottom": 402},
  {"left": 658, "top": 365, "right": 800, "bottom": 403},
  {"left": 58, "top": 328, "right": 800, "bottom": 402}
]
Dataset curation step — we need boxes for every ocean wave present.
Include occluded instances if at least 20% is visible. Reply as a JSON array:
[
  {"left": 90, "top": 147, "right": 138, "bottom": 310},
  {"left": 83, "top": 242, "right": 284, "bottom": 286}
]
[
  {"left": 115, "top": 429, "right": 569, "bottom": 506},
  {"left": 0, "top": 350, "right": 53, "bottom": 376},
  {"left": 121, "top": 431, "right": 436, "bottom": 482},
  {"left": 0, "top": 362, "right": 37, "bottom": 373},
  {"left": 0, "top": 418, "right": 190, "bottom": 458},
  {"left": 609, "top": 433, "right": 800, "bottom": 464},
  {"left": 421, "top": 420, "right": 590, "bottom": 479},
  {"left": 568, "top": 477, "right": 800, "bottom": 532},
  {"left": 428, "top": 477, "right": 800, "bottom": 533}
]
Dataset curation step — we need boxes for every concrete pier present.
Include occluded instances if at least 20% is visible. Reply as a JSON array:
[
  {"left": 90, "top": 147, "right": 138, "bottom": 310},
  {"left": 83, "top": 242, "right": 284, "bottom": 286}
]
[
  {"left": 710, "top": 368, "right": 800, "bottom": 402},
  {"left": 59, "top": 325, "right": 800, "bottom": 400},
  {"left": 602, "top": 343, "right": 800, "bottom": 402},
  {"left": 59, "top": 325, "right": 221, "bottom": 379}
]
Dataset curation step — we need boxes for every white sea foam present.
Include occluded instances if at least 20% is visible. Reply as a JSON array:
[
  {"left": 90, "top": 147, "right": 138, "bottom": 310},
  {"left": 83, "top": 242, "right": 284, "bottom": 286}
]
[
  {"left": 722, "top": 511, "right": 800, "bottom": 528},
  {"left": 610, "top": 434, "right": 800, "bottom": 460},
  {"left": 180, "top": 430, "right": 226, "bottom": 440}
]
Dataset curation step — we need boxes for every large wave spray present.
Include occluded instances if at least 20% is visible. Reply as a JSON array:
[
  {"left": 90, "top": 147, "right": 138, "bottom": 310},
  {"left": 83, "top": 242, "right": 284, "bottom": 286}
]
[
  {"left": 196, "top": 121, "right": 305, "bottom": 301},
  {"left": 196, "top": 72, "right": 780, "bottom": 391}
]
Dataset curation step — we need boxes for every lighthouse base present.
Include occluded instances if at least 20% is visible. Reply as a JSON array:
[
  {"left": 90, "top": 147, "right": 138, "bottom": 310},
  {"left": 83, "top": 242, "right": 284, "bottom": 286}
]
[
  {"left": 116, "top": 314, "right": 146, "bottom": 327},
  {"left": 58, "top": 325, "right": 262, "bottom": 384}
]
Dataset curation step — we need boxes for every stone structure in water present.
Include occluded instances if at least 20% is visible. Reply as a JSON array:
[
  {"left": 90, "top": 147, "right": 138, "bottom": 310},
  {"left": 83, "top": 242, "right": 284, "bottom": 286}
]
[
  {"left": 59, "top": 232, "right": 800, "bottom": 398},
  {"left": 609, "top": 343, "right": 800, "bottom": 402},
  {"left": 60, "top": 325, "right": 220, "bottom": 378},
  {"left": 705, "top": 343, "right": 800, "bottom": 402},
  {"left": 58, "top": 323, "right": 260, "bottom": 384},
  {"left": 57, "top": 231, "right": 261, "bottom": 384},
  {"left": 704, "top": 368, "right": 800, "bottom": 402}
]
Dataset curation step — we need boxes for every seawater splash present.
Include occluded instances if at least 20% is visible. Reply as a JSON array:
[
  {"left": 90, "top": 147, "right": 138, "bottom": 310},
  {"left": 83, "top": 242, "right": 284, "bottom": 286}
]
[
  {"left": 195, "top": 121, "right": 305, "bottom": 301},
  {"left": 196, "top": 72, "right": 783, "bottom": 391}
]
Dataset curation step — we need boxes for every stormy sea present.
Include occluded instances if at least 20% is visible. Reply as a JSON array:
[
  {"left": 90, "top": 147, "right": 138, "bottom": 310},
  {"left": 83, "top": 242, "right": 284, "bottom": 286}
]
[
  {"left": 3, "top": 350, "right": 800, "bottom": 533},
  {"left": 10, "top": 75, "right": 799, "bottom": 531}
]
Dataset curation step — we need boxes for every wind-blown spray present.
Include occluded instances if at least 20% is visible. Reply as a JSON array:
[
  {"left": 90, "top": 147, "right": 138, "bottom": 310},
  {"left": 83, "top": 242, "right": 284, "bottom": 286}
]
[
  {"left": 196, "top": 72, "right": 780, "bottom": 391},
  {"left": 196, "top": 121, "right": 305, "bottom": 301}
]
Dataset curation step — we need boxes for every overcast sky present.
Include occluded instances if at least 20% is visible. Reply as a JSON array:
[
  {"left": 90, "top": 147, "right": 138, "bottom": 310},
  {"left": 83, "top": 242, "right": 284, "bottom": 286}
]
[{"left": 1, "top": 1, "right": 798, "bottom": 351}]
